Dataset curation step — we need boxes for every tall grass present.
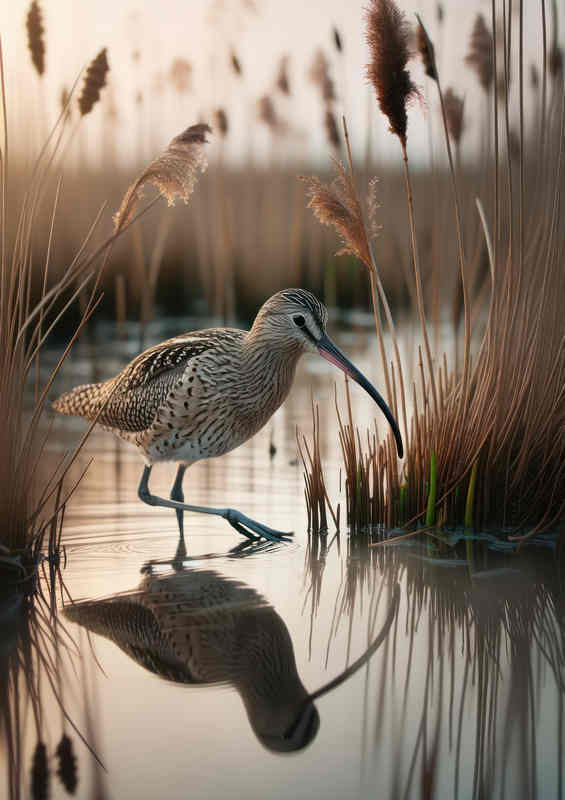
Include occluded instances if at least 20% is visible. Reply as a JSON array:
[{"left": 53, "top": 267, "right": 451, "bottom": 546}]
[{"left": 302, "top": 0, "right": 565, "bottom": 543}]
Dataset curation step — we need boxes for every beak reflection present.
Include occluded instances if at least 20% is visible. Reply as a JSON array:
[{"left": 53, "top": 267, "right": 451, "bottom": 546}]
[{"left": 317, "top": 333, "right": 404, "bottom": 458}]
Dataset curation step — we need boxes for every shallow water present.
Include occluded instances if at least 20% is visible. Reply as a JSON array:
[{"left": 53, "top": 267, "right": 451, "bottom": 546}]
[{"left": 2, "top": 325, "right": 564, "bottom": 799}]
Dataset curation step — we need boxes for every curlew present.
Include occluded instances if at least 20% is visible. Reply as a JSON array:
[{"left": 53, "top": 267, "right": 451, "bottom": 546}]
[{"left": 53, "top": 289, "right": 403, "bottom": 541}]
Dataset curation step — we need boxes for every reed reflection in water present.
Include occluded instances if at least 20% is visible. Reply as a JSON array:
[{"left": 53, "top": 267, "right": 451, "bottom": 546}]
[{"left": 309, "top": 539, "right": 565, "bottom": 800}]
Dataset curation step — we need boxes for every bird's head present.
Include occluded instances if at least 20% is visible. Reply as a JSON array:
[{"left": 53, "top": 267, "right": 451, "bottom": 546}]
[{"left": 253, "top": 289, "right": 404, "bottom": 458}]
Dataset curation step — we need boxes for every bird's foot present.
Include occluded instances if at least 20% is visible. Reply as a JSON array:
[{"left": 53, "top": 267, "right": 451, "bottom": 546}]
[{"left": 223, "top": 509, "right": 293, "bottom": 543}]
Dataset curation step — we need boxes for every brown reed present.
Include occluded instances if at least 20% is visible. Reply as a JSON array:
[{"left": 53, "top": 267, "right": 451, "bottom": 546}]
[
  {"left": 26, "top": 1, "right": 45, "bottom": 77},
  {"left": 332, "top": 26, "right": 343, "bottom": 53},
  {"left": 214, "top": 108, "right": 229, "bottom": 137},
  {"left": 114, "top": 122, "right": 211, "bottom": 230},
  {"left": 416, "top": 18, "right": 437, "bottom": 81},
  {"left": 275, "top": 55, "right": 290, "bottom": 95},
  {"left": 465, "top": 14, "right": 494, "bottom": 92},
  {"left": 169, "top": 58, "right": 192, "bottom": 93},
  {"left": 230, "top": 49, "right": 242, "bottom": 76},
  {"left": 443, "top": 88, "right": 465, "bottom": 145},
  {"left": 365, "top": 0, "right": 417, "bottom": 147},
  {"left": 309, "top": 50, "right": 336, "bottom": 104},
  {"left": 78, "top": 48, "right": 109, "bottom": 116},
  {"left": 324, "top": 109, "right": 340, "bottom": 151}
]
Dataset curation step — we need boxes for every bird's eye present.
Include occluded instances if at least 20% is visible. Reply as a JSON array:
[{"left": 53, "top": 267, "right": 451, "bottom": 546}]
[{"left": 293, "top": 314, "right": 306, "bottom": 328}]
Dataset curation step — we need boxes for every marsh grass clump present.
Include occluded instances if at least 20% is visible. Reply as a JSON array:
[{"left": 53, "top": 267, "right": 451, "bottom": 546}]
[{"left": 302, "top": 0, "right": 565, "bottom": 545}]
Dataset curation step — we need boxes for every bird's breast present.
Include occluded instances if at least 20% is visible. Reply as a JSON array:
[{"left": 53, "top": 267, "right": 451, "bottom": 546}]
[{"left": 138, "top": 348, "right": 299, "bottom": 462}]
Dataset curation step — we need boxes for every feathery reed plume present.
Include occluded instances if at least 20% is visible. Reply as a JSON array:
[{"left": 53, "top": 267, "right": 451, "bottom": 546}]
[
  {"left": 309, "top": 50, "right": 336, "bottom": 103},
  {"left": 214, "top": 108, "right": 228, "bottom": 137},
  {"left": 257, "top": 95, "right": 287, "bottom": 134},
  {"left": 416, "top": 17, "right": 438, "bottom": 80},
  {"left": 333, "top": 26, "right": 343, "bottom": 53},
  {"left": 365, "top": 0, "right": 418, "bottom": 147},
  {"left": 324, "top": 109, "right": 340, "bottom": 150},
  {"left": 169, "top": 58, "right": 192, "bottom": 93},
  {"left": 114, "top": 123, "right": 211, "bottom": 230},
  {"left": 230, "top": 49, "right": 242, "bottom": 76},
  {"left": 302, "top": 161, "right": 372, "bottom": 270},
  {"left": 78, "top": 48, "right": 109, "bottom": 116},
  {"left": 465, "top": 14, "right": 494, "bottom": 92},
  {"left": 275, "top": 55, "right": 290, "bottom": 95},
  {"left": 26, "top": 0, "right": 45, "bottom": 76},
  {"left": 443, "top": 87, "right": 465, "bottom": 144}
]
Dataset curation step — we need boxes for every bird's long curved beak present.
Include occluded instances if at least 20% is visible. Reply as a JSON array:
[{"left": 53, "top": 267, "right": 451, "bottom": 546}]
[{"left": 317, "top": 333, "right": 403, "bottom": 458}]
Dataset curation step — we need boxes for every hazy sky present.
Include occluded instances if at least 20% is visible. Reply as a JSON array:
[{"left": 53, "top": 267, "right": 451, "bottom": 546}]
[{"left": 2, "top": 0, "right": 556, "bottom": 167}]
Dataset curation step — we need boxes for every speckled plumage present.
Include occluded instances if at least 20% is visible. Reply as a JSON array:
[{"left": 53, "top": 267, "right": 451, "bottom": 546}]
[{"left": 53, "top": 289, "right": 328, "bottom": 466}]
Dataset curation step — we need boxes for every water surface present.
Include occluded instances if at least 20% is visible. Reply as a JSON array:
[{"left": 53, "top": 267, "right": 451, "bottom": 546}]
[{"left": 2, "top": 326, "right": 563, "bottom": 799}]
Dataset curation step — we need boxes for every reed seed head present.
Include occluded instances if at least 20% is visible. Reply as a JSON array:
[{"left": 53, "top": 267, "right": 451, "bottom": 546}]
[
  {"left": 302, "top": 160, "right": 372, "bottom": 272},
  {"left": 257, "top": 95, "right": 287, "bottom": 134},
  {"left": 169, "top": 58, "right": 192, "bottom": 93},
  {"left": 276, "top": 55, "right": 291, "bottom": 95},
  {"left": 443, "top": 88, "right": 464, "bottom": 145},
  {"left": 416, "top": 15, "right": 438, "bottom": 81},
  {"left": 31, "top": 741, "right": 49, "bottom": 800},
  {"left": 309, "top": 50, "right": 336, "bottom": 103},
  {"left": 333, "top": 26, "right": 343, "bottom": 53},
  {"left": 78, "top": 48, "right": 109, "bottom": 116},
  {"left": 231, "top": 49, "right": 242, "bottom": 76},
  {"left": 114, "top": 122, "right": 211, "bottom": 230},
  {"left": 214, "top": 107, "right": 229, "bottom": 137},
  {"left": 324, "top": 109, "right": 340, "bottom": 150},
  {"left": 465, "top": 14, "right": 494, "bottom": 92},
  {"left": 366, "top": 0, "right": 418, "bottom": 147},
  {"left": 55, "top": 735, "right": 78, "bottom": 795},
  {"left": 26, "top": 1, "right": 45, "bottom": 76}
]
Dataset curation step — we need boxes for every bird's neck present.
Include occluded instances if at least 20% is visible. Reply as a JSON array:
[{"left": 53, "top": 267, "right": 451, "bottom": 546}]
[{"left": 243, "top": 324, "right": 304, "bottom": 366}]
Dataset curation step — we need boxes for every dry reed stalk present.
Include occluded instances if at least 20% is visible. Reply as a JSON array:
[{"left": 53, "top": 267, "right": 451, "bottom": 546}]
[
  {"left": 297, "top": 400, "right": 338, "bottom": 534},
  {"left": 78, "top": 49, "right": 109, "bottom": 116},
  {"left": 366, "top": 0, "right": 437, "bottom": 417},
  {"left": 26, "top": 1, "right": 45, "bottom": 77}
]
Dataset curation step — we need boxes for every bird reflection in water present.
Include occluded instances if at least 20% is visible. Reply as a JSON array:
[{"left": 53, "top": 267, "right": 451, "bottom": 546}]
[{"left": 64, "top": 550, "right": 399, "bottom": 754}]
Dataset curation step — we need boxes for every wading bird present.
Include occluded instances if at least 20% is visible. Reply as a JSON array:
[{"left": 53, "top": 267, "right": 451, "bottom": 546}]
[{"left": 53, "top": 289, "right": 403, "bottom": 541}]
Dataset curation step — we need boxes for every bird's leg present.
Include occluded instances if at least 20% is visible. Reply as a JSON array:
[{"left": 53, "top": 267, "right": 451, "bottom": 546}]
[
  {"left": 170, "top": 464, "right": 187, "bottom": 538},
  {"left": 137, "top": 466, "right": 293, "bottom": 543}
]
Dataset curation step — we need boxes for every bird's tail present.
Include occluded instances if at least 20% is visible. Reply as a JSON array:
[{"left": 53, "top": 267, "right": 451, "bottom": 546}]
[{"left": 52, "top": 381, "right": 112, "bottom": 421}]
